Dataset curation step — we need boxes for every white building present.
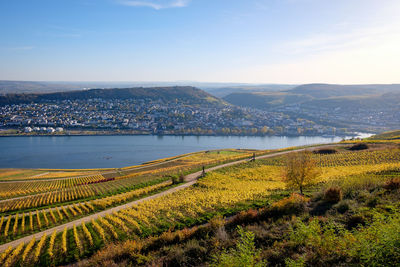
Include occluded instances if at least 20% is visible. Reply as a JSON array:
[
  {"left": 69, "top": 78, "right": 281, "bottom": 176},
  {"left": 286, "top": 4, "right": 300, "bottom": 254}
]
[
  {"left": 47, "top": 127, "right": 55, "bottom": 133},
  {"left": 24, "top": 127, "right": 32, "bottom": 133}
]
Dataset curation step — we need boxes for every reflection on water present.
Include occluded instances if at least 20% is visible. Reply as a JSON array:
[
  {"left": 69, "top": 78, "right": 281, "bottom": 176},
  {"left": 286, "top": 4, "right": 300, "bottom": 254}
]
[{"left": 0, "top": 135, "right": 356, "bottom": 169}]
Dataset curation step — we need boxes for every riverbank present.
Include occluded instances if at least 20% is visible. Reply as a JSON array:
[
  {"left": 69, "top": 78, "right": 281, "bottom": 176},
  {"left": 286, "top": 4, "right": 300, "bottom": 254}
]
[{"left": 0, "top": 128, "right": 362, "bottom": 138}]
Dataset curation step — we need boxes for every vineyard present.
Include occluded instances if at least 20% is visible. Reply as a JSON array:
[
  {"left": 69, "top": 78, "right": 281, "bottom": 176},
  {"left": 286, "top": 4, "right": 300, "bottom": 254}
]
[
  {"left": 0, "top": 175, "right": 105, "bottom": 199},
  {"left": 0, "top": 150, "right": 257, "bottom": 215},
  {"left": 260, "top": 148, "right": 400, "bottom": 167},
  {"left": 0, "top": 150, "right": 258, "bottom": 245},
  {"left": 0, "top": 144, "right": 399, "bottom": 266}
]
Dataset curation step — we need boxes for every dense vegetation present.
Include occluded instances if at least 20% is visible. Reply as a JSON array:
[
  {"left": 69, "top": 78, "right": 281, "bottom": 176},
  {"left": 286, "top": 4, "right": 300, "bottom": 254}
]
[{"left": 0, "top": 86, "right": 225, "bottom": 106}]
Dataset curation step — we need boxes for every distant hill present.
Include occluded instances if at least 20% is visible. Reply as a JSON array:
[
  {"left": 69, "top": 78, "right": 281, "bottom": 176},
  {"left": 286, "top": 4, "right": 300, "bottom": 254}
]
[
  {"left": 223, "top": 85, "right": 400, "bottom": 131},
  {"left": 224, "top": 91, "right": 400, "bottom": 110},
  {"left": 204, "top": 84, "right": 296, "bottom": 98},
  {"left": 224, "top": 92, "right": 312, "bottom": 109},
  {"left": 224, "top": 83, "right": 400, "bottom": 109},
  {"left": 287, "top": 83, "right": 400, "bottom": 98},
  {"left": 298, "top": 92, "right": 400, "bottom": 110},
  {"left": 0, "top": 80, "right": 295, "bottom": 95},
  {"left": 0, "top": 80, "right": 86, "bottom": 95},
  {"left": 0, "top": 86, "right": 226, "bottom": 106}
]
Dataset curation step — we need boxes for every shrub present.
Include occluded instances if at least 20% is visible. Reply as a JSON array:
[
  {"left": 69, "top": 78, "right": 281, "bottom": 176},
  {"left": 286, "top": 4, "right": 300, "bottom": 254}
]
[
  {"left": 366, "top": 196, "right": 379, "bottom": 207},
  {"left": 158, "top": 229, "right": 178, "bottom": 245},
  {"left": 288, "top": 214, "right": 400, "bottom": 266},
  {"left": 211, "top": 226, "right": 265, "bottom": 267},
  {"left": 349, "top": 215, "right": 400, "bottom": 266},
  {"left": 348, "top": 143, "right": 369, "bottom": 151},
  {"left": 181, "top": 240, "right": 208, "bottom": 266},
  {"left": 179, "top": 226, "right": 198, "bottom": 241},
  {"left": 164, "top": 246, "right": 186, "bottom": 266},
  {"left": 313, "top": 148, "right": 337, "bottom": 154},
  {"left": 269, "top": 193, "right": 309, "bottom": 217},
  {"left": 324, "top": 187, "right": 342, "bottom": 203},
  {"left": 169, "top": 174, "right": 179, "bottom": 184},
  {"left": 333, "top": 200, "right": 353, "bottom": 214},
  {"left": 209, "top": 214, "right": 225, "bottom": 231},
  {"left": 231, "top": 209, "right": 259, "bottom": 225},
  {"left": 383, "top": 178, "right": 400, "bottom": 191},
  {"left": 346, "top": 215, "right": 366, "bottom": 229}
]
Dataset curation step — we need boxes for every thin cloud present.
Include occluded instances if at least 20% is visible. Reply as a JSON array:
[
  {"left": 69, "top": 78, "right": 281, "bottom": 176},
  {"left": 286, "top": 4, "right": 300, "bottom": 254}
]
[
  {"left": 118, "top": 0, "right": 190, "bottom": 10},
  {"left": 281, "top": 22, "right": 400, "bottom": 55}
]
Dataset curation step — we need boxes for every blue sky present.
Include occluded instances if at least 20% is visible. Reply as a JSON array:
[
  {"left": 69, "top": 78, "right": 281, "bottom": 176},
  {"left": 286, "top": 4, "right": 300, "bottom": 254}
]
[{"left": 1, "top": 0, "right": 400, "bottom": 83}]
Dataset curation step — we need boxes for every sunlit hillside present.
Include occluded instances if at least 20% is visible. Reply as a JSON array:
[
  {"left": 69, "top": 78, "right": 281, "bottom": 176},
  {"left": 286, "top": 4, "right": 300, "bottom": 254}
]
[{"left": 0, "top": 138, "right": 398, "bottom": 266}]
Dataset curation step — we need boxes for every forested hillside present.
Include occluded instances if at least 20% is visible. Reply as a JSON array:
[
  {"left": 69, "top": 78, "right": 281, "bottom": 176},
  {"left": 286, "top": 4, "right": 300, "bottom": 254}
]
[{"left": 0, "top": 86, "right": 225, "bottom": 106}]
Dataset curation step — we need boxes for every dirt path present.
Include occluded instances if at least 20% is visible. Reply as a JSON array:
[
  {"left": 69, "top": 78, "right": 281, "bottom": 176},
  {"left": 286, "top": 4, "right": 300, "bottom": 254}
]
[{"left": 0, "top": 145, "right": 332, "bottom": 252}]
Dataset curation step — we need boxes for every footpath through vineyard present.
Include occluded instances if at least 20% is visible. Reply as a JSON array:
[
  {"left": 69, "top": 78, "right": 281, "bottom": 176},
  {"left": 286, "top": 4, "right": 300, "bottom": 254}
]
[{"left": 0, "top": 145, "right": 331, "bottom": 252}]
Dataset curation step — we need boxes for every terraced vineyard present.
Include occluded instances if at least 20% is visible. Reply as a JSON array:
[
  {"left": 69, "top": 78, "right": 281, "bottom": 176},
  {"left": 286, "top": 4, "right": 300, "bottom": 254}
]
[
  {"left": 0, "top": 149, "right": 260, "bottom": 258},
  {"left": 0, "top": 144, "right": 399, "bottom": 266}
]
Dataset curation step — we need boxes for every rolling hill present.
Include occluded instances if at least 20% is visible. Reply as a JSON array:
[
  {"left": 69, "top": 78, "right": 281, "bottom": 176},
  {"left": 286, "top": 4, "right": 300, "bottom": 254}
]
[
  {"left": 224, "top": 83, "right": 400, "bottom": 108},
  {"left": 0, "top": 86, "right": 226, "bottom": 106},
  {"left": 223, "top": 84, "right": 400, "bottom": 132}
]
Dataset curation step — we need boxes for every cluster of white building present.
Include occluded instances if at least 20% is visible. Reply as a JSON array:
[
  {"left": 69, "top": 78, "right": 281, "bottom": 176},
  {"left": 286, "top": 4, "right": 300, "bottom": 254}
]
[{"left": 24, "top": 127, "right": 64, "bottom": 134}]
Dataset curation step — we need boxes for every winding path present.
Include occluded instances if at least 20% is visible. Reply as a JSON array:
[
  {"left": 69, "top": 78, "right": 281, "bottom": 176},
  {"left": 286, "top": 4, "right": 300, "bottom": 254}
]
[{"left": 0, "top": 145, "right": 333, "bottom": 252}]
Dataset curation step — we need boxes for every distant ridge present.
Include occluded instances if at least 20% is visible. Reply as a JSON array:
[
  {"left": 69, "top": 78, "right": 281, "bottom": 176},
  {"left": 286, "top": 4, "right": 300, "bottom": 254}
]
[
  {"left": 286, "top": 83, "right": 400, "bottom": 98},
  {"left": 0, "top": 86, "right": 225, "bottom": 106},
  {"left": 223, "top": 83, "right": 400, "bottom": 109}
]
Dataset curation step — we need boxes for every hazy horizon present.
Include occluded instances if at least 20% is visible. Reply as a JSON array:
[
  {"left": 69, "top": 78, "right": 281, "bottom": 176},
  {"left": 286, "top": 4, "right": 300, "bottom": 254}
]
[
  {"left": 1, "top": 0, "right": 400, "bottom": 84},
  {"left": 1, "top": 80, "right": 400, "bottom": 86}
]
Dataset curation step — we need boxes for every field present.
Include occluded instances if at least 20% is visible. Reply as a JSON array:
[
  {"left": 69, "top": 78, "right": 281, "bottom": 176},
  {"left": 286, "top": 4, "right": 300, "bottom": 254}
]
[{"left": 0, "top": 142, "right": 399, "bottom": 266}]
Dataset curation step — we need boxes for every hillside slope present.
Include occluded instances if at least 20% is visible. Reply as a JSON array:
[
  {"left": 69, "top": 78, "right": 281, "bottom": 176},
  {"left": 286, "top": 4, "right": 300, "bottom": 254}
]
[
  {"left": 369, "top": 130, "right": 400, "bottom": 140},
  {"left": 0, "top": 86, "right": 226, "bottom": 106}
]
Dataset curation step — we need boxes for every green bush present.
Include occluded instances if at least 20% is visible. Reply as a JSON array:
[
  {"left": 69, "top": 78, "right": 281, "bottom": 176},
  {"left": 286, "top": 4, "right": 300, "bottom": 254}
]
[
  {"left": 287, "top": 214, "right": 400, "bottom": 266},
  {"left": 211, "top": 226, "right": 265, "bottom": 267},
  {"left": 349, "top": 215, "right": 400, "bottom": 266},
  {"left": 333, "top": 199, "right": 353, "bottom": 214}
]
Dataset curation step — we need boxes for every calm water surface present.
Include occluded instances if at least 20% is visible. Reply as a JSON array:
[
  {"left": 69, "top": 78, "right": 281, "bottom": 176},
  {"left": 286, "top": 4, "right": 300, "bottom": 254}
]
[{"left": 0, "top": 135, "right": 352, "bottom": 169}]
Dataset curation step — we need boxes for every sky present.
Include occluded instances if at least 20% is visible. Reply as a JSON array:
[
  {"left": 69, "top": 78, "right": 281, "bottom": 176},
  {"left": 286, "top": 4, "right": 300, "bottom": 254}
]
[{"left": 0, "top": 0, "right": 400, "bottom": 84}]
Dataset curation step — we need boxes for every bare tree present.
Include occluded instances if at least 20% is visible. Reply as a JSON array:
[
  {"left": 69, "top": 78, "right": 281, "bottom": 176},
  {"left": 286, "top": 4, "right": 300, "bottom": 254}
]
[{"left": 283, "top": 150, "right": 319, "bottom": 194}]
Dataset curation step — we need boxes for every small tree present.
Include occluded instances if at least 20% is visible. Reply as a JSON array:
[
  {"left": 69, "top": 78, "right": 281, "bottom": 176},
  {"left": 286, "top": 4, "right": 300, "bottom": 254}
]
[{"left": 283, "top": 150, "right": 319, "bottom": 195}]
